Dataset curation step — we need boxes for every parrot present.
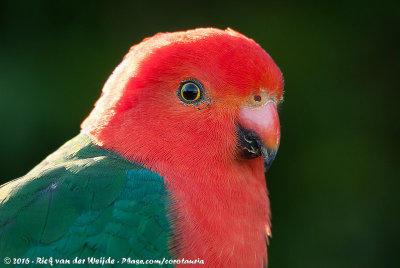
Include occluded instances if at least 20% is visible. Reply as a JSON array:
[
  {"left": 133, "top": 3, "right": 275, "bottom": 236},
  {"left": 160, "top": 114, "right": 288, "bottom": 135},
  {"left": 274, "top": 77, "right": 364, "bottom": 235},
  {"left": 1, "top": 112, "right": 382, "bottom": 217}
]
[{"left": 0, "top": 28, "right": 284, "bottom": 267}]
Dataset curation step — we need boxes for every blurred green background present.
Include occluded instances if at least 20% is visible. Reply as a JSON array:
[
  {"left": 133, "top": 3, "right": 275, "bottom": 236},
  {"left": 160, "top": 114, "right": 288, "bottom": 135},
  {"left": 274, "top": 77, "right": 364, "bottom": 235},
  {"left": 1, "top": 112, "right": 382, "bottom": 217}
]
[{"left": 1, "top": 0, "right": 399, "bottom": 267}]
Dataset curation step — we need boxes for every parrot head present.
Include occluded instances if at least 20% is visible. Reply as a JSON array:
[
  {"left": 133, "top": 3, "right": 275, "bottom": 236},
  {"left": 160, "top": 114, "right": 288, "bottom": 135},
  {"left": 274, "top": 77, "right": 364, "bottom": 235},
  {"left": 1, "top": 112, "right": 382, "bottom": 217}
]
[
  {"left": 82, "top": 28, "right": 283, "bottom": 266},
  {"left": 82, "top": 28, "right": 283, "bottom": 175}
]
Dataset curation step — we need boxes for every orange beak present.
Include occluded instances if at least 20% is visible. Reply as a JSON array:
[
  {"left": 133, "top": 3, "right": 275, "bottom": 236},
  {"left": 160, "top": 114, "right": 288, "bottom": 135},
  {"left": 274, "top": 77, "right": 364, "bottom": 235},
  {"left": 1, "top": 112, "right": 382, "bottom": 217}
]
[{"left": 238, "top": 101, "right": 280, "bottom": 171}]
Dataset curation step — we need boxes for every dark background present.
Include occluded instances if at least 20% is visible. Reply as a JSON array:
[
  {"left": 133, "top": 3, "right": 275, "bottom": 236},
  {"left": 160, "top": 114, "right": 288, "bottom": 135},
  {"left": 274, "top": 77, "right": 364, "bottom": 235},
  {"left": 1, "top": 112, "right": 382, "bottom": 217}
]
[{"left": 1, "top": 0, "right": 399, "bottom": 267}]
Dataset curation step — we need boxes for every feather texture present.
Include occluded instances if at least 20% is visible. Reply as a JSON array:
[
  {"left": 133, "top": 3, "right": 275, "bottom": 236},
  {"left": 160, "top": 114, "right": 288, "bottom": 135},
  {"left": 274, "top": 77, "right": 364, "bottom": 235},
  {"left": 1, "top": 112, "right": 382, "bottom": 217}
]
[{"left": 0, "top": 134, "right": 171, "bottom": 266}]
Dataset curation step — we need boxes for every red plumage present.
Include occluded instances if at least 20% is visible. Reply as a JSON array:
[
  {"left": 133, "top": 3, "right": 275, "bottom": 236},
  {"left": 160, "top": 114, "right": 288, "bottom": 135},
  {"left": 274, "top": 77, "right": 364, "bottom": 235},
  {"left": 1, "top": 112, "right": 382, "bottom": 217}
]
[{"left": 82, "top": 28, "right": 283, "bottom": 267}]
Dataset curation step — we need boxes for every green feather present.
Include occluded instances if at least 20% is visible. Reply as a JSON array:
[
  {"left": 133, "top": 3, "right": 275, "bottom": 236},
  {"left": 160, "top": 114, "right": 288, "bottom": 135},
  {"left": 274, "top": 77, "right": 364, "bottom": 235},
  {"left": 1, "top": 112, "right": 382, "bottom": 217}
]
[{"left": 0, "top": 134, "right": 172, "bottom": 267}]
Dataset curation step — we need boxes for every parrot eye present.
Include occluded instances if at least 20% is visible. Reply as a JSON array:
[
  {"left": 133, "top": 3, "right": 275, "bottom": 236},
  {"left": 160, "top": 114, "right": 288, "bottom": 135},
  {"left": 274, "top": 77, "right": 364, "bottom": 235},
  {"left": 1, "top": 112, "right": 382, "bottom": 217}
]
[{"left": 178, "top": 79, "right": 203, "bottom": 103}]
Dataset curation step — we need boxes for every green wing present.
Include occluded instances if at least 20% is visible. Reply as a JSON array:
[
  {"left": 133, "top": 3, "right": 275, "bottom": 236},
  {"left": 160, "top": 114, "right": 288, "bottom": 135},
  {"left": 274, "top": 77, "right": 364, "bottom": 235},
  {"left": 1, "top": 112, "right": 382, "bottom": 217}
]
[{"left": 0, "top": 134, "right": 171, "bottom": 267}]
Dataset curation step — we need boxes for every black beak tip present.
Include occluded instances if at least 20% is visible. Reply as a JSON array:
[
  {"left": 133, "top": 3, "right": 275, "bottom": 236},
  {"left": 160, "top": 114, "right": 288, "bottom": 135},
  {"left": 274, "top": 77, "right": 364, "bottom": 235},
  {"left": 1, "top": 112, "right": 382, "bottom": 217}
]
[
  {"left": 262, "top": 147, "right": 277, "bottom": 173},
  {"left": 237, "top": 124, "right": 278, "bottom": 172}
]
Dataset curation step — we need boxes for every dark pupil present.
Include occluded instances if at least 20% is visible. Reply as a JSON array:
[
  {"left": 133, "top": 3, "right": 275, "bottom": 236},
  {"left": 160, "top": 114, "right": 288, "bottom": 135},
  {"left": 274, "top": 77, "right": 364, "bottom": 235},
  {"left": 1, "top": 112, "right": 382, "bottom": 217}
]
[{"left": 182, "top": 83, "right": 199, "bottom": 100}]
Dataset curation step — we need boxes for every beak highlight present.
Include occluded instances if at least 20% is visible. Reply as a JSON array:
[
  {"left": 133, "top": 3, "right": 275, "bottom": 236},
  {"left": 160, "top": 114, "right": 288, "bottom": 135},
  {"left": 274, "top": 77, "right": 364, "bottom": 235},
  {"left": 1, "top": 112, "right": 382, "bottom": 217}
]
[{"left": 238, "top": 101, "right": 280, "bottom": 171}]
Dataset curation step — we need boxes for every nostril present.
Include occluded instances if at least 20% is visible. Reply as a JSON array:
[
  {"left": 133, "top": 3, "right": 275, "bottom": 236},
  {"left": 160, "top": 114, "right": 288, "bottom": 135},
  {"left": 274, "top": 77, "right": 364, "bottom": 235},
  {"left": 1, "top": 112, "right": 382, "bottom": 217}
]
[{"left": 254, "top": 95, "right": 262, "bottom": 102}]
